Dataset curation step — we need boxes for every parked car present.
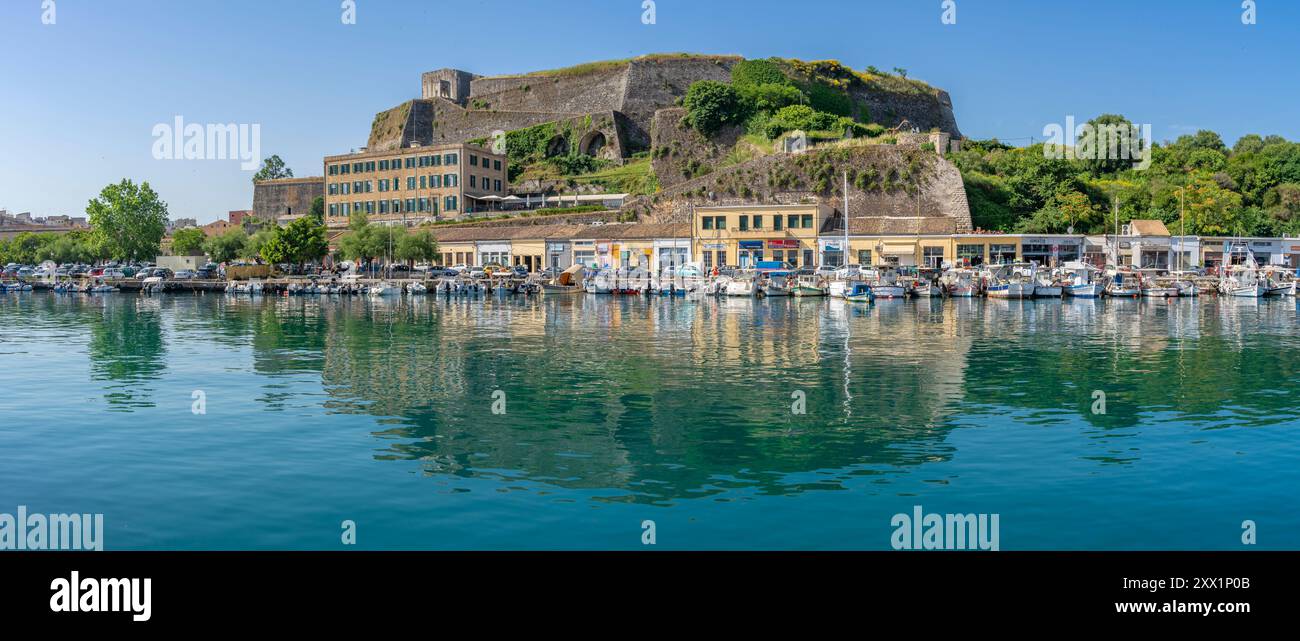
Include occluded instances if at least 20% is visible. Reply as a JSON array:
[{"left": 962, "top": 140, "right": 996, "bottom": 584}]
[
  {"left": 102, "top": 269, "right": 126, "bottom": 279},
  {"left": 468, "top": 267, "right": 487, "bottom": 279},
  {"left": 448, "top": 264, "right": 468, "bottom": 274},
  {"left": 195, "top": 268, "right": 216, "bottom": 280},
  {"left": 511, "top": 265, "right": 529, "bottom": 278},
  {"left": 173, "top": 270, "right": 197, "bottom": 280}
]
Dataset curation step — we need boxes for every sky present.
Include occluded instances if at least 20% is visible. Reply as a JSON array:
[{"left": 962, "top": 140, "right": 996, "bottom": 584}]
[{"left": 1, "top": 0, "right": 1296, "bottom": 223}]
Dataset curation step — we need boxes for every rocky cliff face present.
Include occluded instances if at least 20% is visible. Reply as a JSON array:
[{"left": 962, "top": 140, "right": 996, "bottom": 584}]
[
  {"left": 366, "top": 54, "right": 962, "bottom": 155},
  {"left": 623, "top": 144, "right": 972, "bottom": 232}
]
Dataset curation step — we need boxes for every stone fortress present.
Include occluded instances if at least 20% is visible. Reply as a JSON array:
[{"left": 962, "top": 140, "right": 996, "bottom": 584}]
[{"left": 355, "top": 54, "right": 971, "bottom": 231}]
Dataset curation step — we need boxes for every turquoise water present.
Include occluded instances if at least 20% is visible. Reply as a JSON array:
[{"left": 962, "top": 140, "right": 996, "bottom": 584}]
[{"left": 1, "top": 291, "right": 1297, "bottom": 550}]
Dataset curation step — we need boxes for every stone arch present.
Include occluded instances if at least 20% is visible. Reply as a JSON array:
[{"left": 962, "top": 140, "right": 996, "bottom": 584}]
[
  {"left": 579, "top": 131, "right": 607, "bottom": 158},
  {"left": 545, "top": 135, "right": 569, "bottom": 158}
]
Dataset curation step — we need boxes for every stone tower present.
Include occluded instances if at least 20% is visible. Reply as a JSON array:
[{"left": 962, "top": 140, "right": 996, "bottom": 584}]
[{"left": 421, "top": 68, "right": 479, "bottom": 106}]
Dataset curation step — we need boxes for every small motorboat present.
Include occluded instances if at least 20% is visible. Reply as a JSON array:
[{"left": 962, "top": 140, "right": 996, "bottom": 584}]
[{"left": 844, "top": 282, "right": 874, "bottom": 303}]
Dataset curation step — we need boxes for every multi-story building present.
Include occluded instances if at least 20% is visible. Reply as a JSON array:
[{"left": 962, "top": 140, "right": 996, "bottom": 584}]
[
  {"left": 323, "top": 142, "right": 507, "bottom": 228},
  {"left": 692, "top": 204, "right": 829, "bottom": 270}
]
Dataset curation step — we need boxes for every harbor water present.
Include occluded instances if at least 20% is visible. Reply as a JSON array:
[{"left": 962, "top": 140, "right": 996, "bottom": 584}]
[{"left": 1, "top": 292, "right": 1297, "bottom": 549}]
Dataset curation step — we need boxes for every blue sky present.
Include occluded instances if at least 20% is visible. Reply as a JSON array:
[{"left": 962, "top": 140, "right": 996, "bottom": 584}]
[{"left": 1, "top": 0, "right": 1296, "bottom": 223}]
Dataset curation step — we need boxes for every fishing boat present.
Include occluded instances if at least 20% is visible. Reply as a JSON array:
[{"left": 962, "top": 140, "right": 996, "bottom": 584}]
[
  {"left": 941, "top": 268, "right": 979, "bottom": 297},
  {"left": 368, "top": 282, "right": 399, "bottom": 297},
  {"left": 1033, "top": 270, "right": 1063, "bottom": 298},
  {"left": 1260, "top": 266, "right": 1296, "bottom": 296},
  {"left": 1059, "top": 262, "right": 1104, "bottom": 298},
  {"left": 407, "top": 282, "right": 428, "bottom": 295},
  {"left": 1168, "top": 271, "right": 1200, "bottom": 297},
  {"left": 864, "top": 268, "right": 907, "bottom": 299},
  {"left": 983, "top": 263, "right": 1036, "bottom": 299},
  {"left": 1219, "top": 264, "right": 1266, "bottom": 298},
  {"left": 1103, "top": 269, "right": 1141, "bottom": 298},
  {"left": 843, "top": 282, "right": 874, "bottom": 303},
  {"left": 724, "top": 272, "right": 761, "bottom": 297},
  {"left": 792, "top": 274, "right": 827, "bottom": 297}
]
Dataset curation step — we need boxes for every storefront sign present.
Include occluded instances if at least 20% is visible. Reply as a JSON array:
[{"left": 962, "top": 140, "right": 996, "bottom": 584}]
[
  {"left": 738, "top": 240, "right": 764, "bottom": 249},
  {"left": 702, "top": 243, "right": 725, "bottom": 250},
  {"left": 768, "top": 239, "right": 798, "bottom": 249}
]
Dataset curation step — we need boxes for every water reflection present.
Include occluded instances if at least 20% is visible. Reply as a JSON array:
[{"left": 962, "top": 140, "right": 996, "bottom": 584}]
[{"left": 4, "top": 293, "right": 1300, "bottom": 504}]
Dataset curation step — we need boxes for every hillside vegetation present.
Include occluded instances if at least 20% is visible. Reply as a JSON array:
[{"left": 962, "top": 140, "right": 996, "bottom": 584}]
[{"left": 951, "top": 114, "right": 1300, "bottom": 237}]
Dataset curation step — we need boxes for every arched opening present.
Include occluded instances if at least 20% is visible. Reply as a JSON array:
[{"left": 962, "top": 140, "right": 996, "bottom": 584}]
[
  {"left": 545, "top": 135, "right": 569, "bottom": 158},
  {"left": 579, "top": 131, "right": 607, "bottom": 158}
]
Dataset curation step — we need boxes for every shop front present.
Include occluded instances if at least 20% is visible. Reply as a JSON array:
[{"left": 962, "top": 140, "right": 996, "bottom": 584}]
[
  {"left": 1020, "top": 236, "right": 1083, "bottom": 266},
  {"left": 819, "top": 239, "right": 845, "bottom": 268},
  {"left": 573, "top": 240, "right": 597, "bottom": 268},
  {"left": 545, "top": 241, "right": 572, "bottom": 270},
  {"left": 737, "top": 240, "right": 765, "bottom": 267},
  {"left": 653, "top": 239, "right": 691, "bottom": 274},
  {"left": 476, "top": 242, "right": 511, "bottom": 267}
]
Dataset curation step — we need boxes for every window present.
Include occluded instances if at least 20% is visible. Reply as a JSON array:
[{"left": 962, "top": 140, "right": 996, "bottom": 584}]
[
  {"left": 405, "top": 198, "right": 416, "bottom": 213},
  {"left": 365, "top": 181, "right": 372, "bottom": 193},
  {"left": 418, "top": 198, "right": 428, "bottom": 213},
  {"left": 433, "top": 155, "right": 442, "bottom": 167},
  {"left": 772, "top": 250, "right": 783, "bottom": 263},
  {"left": 378, "top": 200, "right": 388, "bottom": 214},
  {"left": 329, "top": 203, "right": 338, "bottom": 216},
  {"left": 390, "top": 199, "right": 400, "bottom": 213},
  {"left": 340, "top": 164, "right": 350, "bottom": 175},
  {"left": 341, "top": 183, "right": 350, "bottom": 195},
  {"left": 469, "top": 176, "right": 477, "bottom": 188},
  {"left": 407, "top": 177, "right": 416, "bottom": 190},
  {"left": 494, "top": 160, "right": 502, "bottom": 171},
  {"left": 365, "top": 201, "right": 374, "bottom": 214},
  {"left": 858, "top": 250, "right": 872, "bottom": 266},
  {"left": 990, "top": 244, "right": 1017, "bottom": 264},
  {"left": 494, "top": 180, "right": 502, "bottom": 192},
  {"left": 420, "top": 176, "right": 427, "bottom": 189},
  {"left": 444, "top": 153, "right": 458, "bottom": 165},
  {"left": 773, "top": 216, "right": 783, "bottom": 231},
  {"left": 753, "top": 215, "right": 763, "bottom": 229},
  {"left": 379, "top": 160, "right": 388, "bottom": 171},
  {"left": 703, "top": 217, "right": 714, "bottom": 230},
  {"left": 444, "top": 196, "right": 458, "bottom": 211},
  {"left": 703, "top": 251, "right": 713, "bottom": 269},
  {"left": 366, "top": 161, "right": 375, "bottom": 172},
  {"left": 431, "top": 175, "right": 441, "bottom": 188},
  {"left": 328, "top": 183, "right": 338, "bottom": 195},
  {"left": 956, "top": 244, "right": 984, "bottom": 266},
  {"left": 924, "top": 247, "right": 945, "bottom": 268},
  {"left": 328, "top": 165, "right": 338, "bottom": 176},
  {"left": 739, "top": 216, "right": 749, "bottom": 231},
  {"left": 801, "top": 214, "right": 813, "bottom": 229},
  {"left": 787, "top": 214, "right": 798, "bottom": 229},
  {"left": 470, "top": 155, "right": 478, "bottom": 166},
  {"left": 445, "top": 174, "right": 457, "bottom": 187}
]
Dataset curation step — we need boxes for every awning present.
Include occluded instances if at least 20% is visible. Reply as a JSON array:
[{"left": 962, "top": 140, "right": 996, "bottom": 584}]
[{"left": 880, "top": 244, "right": 916, "bottom": 255}]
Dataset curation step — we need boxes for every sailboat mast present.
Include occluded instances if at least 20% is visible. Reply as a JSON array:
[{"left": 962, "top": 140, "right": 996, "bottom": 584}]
[{"left": 843, "top": 171, "right": 849, "bottom": 267}]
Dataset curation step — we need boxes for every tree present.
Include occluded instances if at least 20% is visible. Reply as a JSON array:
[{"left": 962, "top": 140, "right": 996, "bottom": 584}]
[
  {"left": 171, "top": 227, "right": 207, "bottom": 256},
  {"left": 395, "top": 229, "right": 438, "bottom": 265},
  {"left": 252, "top": 155, "right": 293, "bottom": 183},
  {"left": 242, "top": 229, "right": 276, "bottom": 261},
  {"left": 260, "top": 215, "right": 328, "bottom": 266},
  {"left": 85, "top": 179, "right": 169, "bottom": 262},
  {"left": 682, "top": 80, "right": 748, "bottom": 136},
  {"left": 203, "top": 229, "right": 248, "bottom": 264},
  {"left": 309, "top": 196, "right": 325, "bottom": 223}
]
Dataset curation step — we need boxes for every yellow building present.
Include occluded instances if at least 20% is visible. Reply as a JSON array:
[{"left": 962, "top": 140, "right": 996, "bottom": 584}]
[
  {"left": 693, "top": 204, "right": 829, "bottom": 270},
  {"left": 324, "top": 142, "right": 507, "bottom": 228}
]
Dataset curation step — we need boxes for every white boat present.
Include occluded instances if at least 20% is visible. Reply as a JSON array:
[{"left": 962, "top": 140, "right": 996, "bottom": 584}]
[
  {"left": 1219, "top": 265, "right": 1265, "bottom": 298},
  {"left": 827, "top": 280, "right": 849, "bottom": 299},
  {"left": 863, "top": 268, "right": 906, "bottom": 299},
  {"left": 941, "top": 268, "right": 979, "bottom": 297},
  {"left": 407, "top": 282, "right": 428, "bottom": 295},
  {"left": 983, "top": 264, "right": 1036, "bottom": 299},
  {"left": 724, "top": 273, "right": 760, "bottom": 297},
  {"left": 368, "top": 282, "right": 399, "bottom": 297},
  {"left": 1033, "top": 271, "right": 1063, "bottom": 298},
  {"left": 1060, "top": 262, "right": 1104, "bottom": 298}
]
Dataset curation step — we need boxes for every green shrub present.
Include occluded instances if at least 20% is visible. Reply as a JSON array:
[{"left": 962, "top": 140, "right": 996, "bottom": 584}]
[
  {"left": 730, "top": 58, "right": 790, "bottom": 88},
  {"left": 682, "top": 80, "right": 748, "bottom": 135}
]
